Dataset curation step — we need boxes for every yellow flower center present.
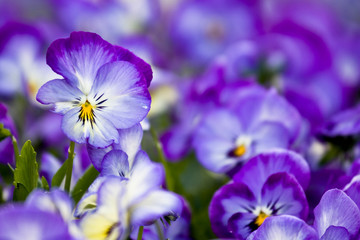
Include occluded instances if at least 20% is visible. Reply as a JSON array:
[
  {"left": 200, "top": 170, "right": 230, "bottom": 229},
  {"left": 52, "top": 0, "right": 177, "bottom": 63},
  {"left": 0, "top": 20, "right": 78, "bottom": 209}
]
[
  {"left": 255, "top": 211, "right": 269, "bottom": 227},
  {"left": 233, "top": 144, "right": 246, "bottom": 157},
  {"left": 79, "top": 100, "right": 95, "bottom": 125}
]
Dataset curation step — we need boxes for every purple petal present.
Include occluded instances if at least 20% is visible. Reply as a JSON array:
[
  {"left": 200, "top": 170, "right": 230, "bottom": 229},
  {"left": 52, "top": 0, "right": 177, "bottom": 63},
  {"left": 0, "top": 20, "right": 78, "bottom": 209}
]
[
  {"left": 193, "top": 108, "right": 244, "bottom": 173},
  {"left": 90, "top": 61, "right": 151, "bottom": 129},
  {"left": 25, "top": 189, "right": 73, "bottom": 222},
  {"left": 101, "top": 150, "right": 129, "bottom": 177},
  {"left": 87, "top": 144, "right": 111, "bottom": 171},
  {"left": 87, "top": 123, "right": 143, "bottom": 171},
  {"left": 161, "top": 125, "right": 192, "bottom": 161},
  {"left": 256, "top": 88, "right": 302, "bottom": 144},
  {"left": 126, "top": 159, "right": 165, "bottom": 205},
  {"left": 46, "top": 31, "right": 117, "bottom": 93},
  {"left": 250, "top": 121, "right": 290, "bottom": 153},
  {"left": 233, "top": 150, "right": 310, "bottom": 199},
  {"left": 36, "top": 79, "right": 83, "bottom": 114},
  {"left": 227, "top": 212, "right": 258, "bottom": 239},
  {"left": 343, "top": 175, "right": 360, "bottom": 210},
  {"left": 209, "top": 182, "right": 256, "bottom": 238},
  {"left": 130, "top": 190, "right": 182, "bottom": 226},
  {"left": 0, "top": 205, "right": 73, "bottom": 239},
  {"left": 252, "top": 215, "right": 318, "bottom": 240},
  {"left": 114, "top": 46, "right": 153, "bottom": 87},
  {"left": 116, "top": 123, "right": 143, "bottom": 166},
  {"left": 260, "top": 172, "right": 309, "bottom": 220},
  {"left": 313, "top": 189, "right": 360, "bottom": 238},
  {"left": 320, "top": 226, "right": 350, "bottom": 240}
]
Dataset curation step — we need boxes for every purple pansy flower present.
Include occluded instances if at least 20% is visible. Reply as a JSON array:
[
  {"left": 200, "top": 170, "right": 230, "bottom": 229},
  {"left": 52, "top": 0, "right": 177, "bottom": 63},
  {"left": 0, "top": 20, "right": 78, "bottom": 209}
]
[
  {"left": 209, "top": 150, "right": 310, "bottom": 239},
  {"left": 36, "top": 31, "right": 152, "bottom": 148}
]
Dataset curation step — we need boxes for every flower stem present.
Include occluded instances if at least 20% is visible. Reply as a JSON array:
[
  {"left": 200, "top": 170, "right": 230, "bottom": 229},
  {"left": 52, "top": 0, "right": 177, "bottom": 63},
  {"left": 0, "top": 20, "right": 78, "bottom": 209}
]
[
  {"left": 64, "top": 141, "right": 75, "bottom": 193},
  {"left": 137, "top": 226, "right": 144, "bottom": 240},
  {"left": 150, "top": 127, "right": 175, "bottom": 192},
  {"left": 11, "top": 135, "right": 20, "bottom": 163}
]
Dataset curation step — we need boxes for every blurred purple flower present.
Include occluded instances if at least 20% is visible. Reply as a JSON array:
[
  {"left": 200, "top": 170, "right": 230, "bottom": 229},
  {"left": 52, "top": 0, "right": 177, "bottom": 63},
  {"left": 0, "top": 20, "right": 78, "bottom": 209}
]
[
  {"left": 0, "top": 204, "right": 75, "bottom": 239},
  {"left": 170, "top": 0, "right": 261, "bottom": 67},
  {"left": 193, "top": 87, "right": 301, "bottom": 173},
  {"left": 0, "top": 102, "right": 17, "bottom": 164}
]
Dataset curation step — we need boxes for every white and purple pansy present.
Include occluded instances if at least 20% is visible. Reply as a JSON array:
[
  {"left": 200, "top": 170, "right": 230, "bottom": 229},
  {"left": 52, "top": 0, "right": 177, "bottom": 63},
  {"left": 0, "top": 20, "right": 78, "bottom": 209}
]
[
  {"left": 209, "top": 150, "right": 310, "bottom": 239},
  {"left": 77, "top": 158, "right": 182, "bottom": 240},
  {"left": 36, "top": 31, "right": 152, "bottom": 148}
]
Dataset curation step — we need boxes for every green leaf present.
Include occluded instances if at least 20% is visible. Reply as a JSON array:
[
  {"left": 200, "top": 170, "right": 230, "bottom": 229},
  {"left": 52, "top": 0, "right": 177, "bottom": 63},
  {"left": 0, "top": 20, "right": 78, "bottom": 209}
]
[
  {"left": 71, "top": 165, "right": 99, "bottom": 204},
  {"left": 0, "top": 124, "right": 11, "bottom": 142},
  {"left": 41, "top": 176, "right": 50, "bottom": 191},
  {"left": 13, "top": 183, "right": 29, "bottom": 202},
  {"left": 13, "top": 141, "right": 39, "bottom": 199},
  {"left": 51, "top": 159, "right": 68, "bottom": 188}
]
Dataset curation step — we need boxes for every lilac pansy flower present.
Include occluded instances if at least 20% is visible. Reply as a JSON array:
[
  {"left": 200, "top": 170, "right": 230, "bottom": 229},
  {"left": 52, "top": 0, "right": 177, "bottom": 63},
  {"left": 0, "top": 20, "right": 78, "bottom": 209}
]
[
  {"left": 193, "top": 85, "right": 302, "bottom": 174},
  {"left": 36, "top": 31, "right": 152, "bottom": 148},
  {"left": 209, "top": 150, "right": 310, "bottom": 239}
]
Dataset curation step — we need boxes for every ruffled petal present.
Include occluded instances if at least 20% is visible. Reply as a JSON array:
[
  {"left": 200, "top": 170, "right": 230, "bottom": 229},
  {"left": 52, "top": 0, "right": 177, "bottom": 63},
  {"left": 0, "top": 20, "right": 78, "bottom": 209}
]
[
  {"left": 101, "top": 150, "right": 130, "bottom": 177},
  {"left": 36, "top": 79, "right": 83, "bottom": 114},
  {"left": 209, "top": 182, "right": 257, "bottom": 238},
  {"left": 126, "top": 157, "right": 165, "bottom": 205},
  {"left": 320, "top": 226, "right": 350, "bottom": 240},
  {"left": 130, "top": 190, "right": 182, "bottom": 226},
  {"left": 313, "top": 189, "right": 360, "bottom": 238},
  {"left": 46, "top": 31, "right": 117, "bottom": 94},
  {"left": 90, "top": 61, "right": 151, "bottom": 129},
  {"left": 114, "top": 46, "right": 153, "bottom": 87},
  {"left": 260, "top": 172, "right": 308, "bottom": 220},
  {"left": 343, "top": 175, "right": 360, "bottom": 209},
  {"left": 193, "top": 109, "right": 244, "bottom": 173},
  {"left": 233, "top": 150, "right": 310, "bottom": 199},
  {"left": 227, "top": 212, "right": 258, "bottom": 239},
  {"left": 117, "top": 123, "right": 143, "bottom": 166},
  {"left": 252, "top": 215, "right": 318, "bottom": 240},
  {"left": 250, "top": 121, "right": 290, "bottom": 153}
]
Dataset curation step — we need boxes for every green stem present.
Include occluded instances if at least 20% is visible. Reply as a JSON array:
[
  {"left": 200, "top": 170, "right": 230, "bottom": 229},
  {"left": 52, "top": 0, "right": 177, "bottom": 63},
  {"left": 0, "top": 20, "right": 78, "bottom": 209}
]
[
  {"left": 11, "top": 136, "right": 20, "bottom": 163},
  {"left": 150, "top": 127, "right": 174, "bottom": 192},
  {"left": 155, "top": 221, "right": 165, "bottom": 240},
  {"left": 137, "top": 226, "right": 144, "bottom": 240},
  {"left": 64, "top": 141, "right": 76, "bottom": 193}
]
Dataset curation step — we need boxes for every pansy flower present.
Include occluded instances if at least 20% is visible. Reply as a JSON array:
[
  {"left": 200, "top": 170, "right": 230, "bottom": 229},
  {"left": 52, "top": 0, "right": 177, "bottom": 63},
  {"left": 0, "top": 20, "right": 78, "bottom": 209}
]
[
  {"left": 77, "top": 157, "right": 182, "bottom": 240},
  {"left": 209, "top": 150, "right": 310, "bottom": 239},
  {"left": 193, "top": 86, "right": 301, "bottom": 173},
  {"left": 37, "top": 31, "right": 152, "bottom": 148}
]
